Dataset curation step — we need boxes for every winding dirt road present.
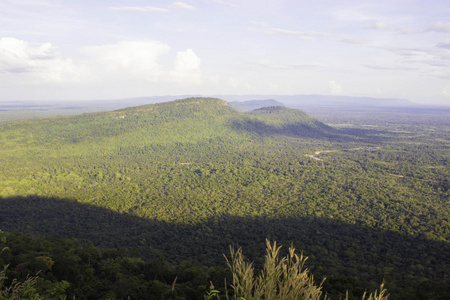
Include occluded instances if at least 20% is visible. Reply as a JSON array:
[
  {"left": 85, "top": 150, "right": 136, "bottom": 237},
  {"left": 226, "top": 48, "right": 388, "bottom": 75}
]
[{"left": 305, "top": 147, "right": 381, "bottom": 161}]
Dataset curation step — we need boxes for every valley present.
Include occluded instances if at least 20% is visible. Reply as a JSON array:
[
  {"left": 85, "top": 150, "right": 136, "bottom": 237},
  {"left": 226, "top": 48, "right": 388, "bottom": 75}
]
[{"left": 0, "top": 97, "right": 449, "bottom": 299}]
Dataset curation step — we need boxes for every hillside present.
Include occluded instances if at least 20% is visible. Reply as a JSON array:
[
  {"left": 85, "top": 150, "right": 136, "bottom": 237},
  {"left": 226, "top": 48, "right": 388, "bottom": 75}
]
[
  {"left": 249, "top": 106, "right": 331, "bottom": 129},
  {"left": 0, "top": 97, "right": 449, "bottom": 299}
]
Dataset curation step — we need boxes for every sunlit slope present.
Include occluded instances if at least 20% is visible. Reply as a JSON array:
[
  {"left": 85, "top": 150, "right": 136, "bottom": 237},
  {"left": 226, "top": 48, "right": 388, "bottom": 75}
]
[
  {"left": 0, "top": 98, "right": 248, "bottom": 174},
  {"left": 1, "top": 98, "right": 234, "bottom": 150},
  {"left": 0, "top": 99, "right": 331, "bottom": 156},
  {"left": 0, "top": 97, "right": 334, "bottom": 215}
]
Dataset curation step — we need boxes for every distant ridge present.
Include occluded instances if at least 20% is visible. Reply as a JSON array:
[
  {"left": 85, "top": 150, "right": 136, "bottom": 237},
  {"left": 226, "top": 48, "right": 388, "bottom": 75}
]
[
  {"left": 4, "top": 94, "right": 446, "bottom": 123},
  {"left": 228, "top": 99, "right": 285, "bottom": 112},
  {"left": 217, "top": 94, "right": 416, "bottom": 108},
  {"left": 0, "top": 94, "right": 417, "bottom": 111}
]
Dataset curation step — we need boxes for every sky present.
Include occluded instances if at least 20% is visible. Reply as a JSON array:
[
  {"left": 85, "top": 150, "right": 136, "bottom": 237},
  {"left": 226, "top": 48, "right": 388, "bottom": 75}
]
[{"left": 1, "top": 0, "right": 450, "bottom": 105}]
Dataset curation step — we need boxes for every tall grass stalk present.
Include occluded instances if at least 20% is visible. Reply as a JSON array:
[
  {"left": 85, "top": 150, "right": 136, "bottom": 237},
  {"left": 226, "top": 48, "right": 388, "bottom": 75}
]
[
  {"left": 225, "top": 239, "right": 325, "bottom": 300},
  {"left": 224, "top": 239, "right": 389, "bottom": 300}
]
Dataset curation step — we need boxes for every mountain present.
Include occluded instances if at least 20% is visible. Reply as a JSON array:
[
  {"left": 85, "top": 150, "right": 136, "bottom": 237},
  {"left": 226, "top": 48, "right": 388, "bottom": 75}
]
[
  {"left": 248, "top": 106, "right": 328, "bottom": 128},
  {"left": 231, "top": 106, "right": 338, "bottom": 139},
  {"left": 0, "top": 97, "right": 449, "bottom": 299}
]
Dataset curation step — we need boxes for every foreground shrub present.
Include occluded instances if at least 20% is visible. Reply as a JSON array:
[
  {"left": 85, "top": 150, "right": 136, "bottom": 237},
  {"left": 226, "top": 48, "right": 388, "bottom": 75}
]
[{"left": 223, "top": 239, "right": 388, "bottom": 300}]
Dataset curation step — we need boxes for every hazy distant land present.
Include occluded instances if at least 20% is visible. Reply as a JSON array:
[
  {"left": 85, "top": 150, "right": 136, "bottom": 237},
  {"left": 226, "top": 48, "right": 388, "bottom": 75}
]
[{"left": 1, "top": 94, "right": 448, "bottom": 123}]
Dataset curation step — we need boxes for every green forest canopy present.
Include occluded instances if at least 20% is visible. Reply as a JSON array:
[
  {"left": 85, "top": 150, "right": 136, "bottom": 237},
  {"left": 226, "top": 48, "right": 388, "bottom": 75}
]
[{"left": 0, "top": 97, "right": 449, "bottom": 299}]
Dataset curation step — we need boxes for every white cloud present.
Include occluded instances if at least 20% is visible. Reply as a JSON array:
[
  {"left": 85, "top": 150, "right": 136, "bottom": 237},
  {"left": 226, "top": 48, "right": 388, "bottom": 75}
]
[
  {"left": 226, "top": 78, "right": 250, "bottom": 91},
  {"left": 265, "top": 28, "right": 317, "bottom": 40},
  {"left": 171, "top": 49, "right": 201, "bottom": 85},
  {"left": 331, "top": 9, "right": 377, "bottom": 22},
  {"left": 250, "top": 21, "right": 358, "bottom": 43},
  {"left": 0, "top": 38, "right": 205, "bottom": 97},
  {"left": 440, "top": 84, "right": 450, "bottom": 96},
  {"left": 430, "top": 22, "right": 450, "bottom": 32},
  {"left": 81, "top": 40, "right": 171, "bottom": 82},
  {"left": 437, "top": 42, "right": 450, "bottom": 50},
  {"left": 364, "top": 21, "right": 420, "bottom": 34},
  {"left": 227, "top": 78, "right": 241, "bottom": 88},
  {"left": 248, "top": 60, "right": 327, "bottom": 70},
  {"left": 0, "top": 37, "right": 86, "bottom": 82},
  {"left": 209, "top": 0, "right": 238, "bottom": 7},
  {"left": 365, "top": 21, "right": 388, "bottom": 30},
  {"left": 0, "top": 38, "right": 204, "bottom": 91},
  {"left": 251, "top": 22, "right": 319, "bottom": 41},
  {"left": 171, "top": 2, "right": 195, "bottom": 10},
  {"left": 363, "top": 64, "right": 416, "bottom": 71},
  {"left": 329, "top": 80, "right": 342, "bottom": 95},
  {"left": 110, "top": 6, "right": 168, "bottom": 13},
  {"left": 4, "top": 0, "right": 52, "bottom": 6},
  {"left": 340, "top": 37, "right": 367, "bottom": 45},
  {"left": 381, "top": 44, "right": 450, "bottom": 74}
]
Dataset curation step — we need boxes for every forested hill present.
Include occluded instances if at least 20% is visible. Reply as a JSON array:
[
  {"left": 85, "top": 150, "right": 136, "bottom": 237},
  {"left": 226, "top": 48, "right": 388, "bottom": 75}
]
[
  {"left": 1, "top": 97, "right": 346, "bottom": 221},
  {"left": 249, "top": 106, "right": 332, "bottom": 130},
  {"left": 0, "top": 97, "right": 335, "bottom": 152},
  {"left": 1, "top": 97, "right": 449, "bottom": 299}
]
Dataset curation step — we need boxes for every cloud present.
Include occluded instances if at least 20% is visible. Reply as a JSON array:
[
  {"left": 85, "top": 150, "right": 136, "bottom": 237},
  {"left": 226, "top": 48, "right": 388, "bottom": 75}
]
[
  {"left": 363, "top": 64, "right": 416, "bottom": 71},
  {"left": 365, "top": 21, "right": 388, "bottom": 30},
  {"left": 171, "top": 2, "right": 195, "bottom": 10},
  {"left": 437, "top": 42, "right": 450, "bottom": 50},
  {"left": 0, "top": 38, "right": 204, "bottom": 90},
  {"left": 171, "top": 49, "right": 201, "bottom": 85},
  {"left": 0, "top": 38, "right": 205, "bottom": 94},
  {"left": 248, "top": 60, "right": 327, "bottom": 70},
  {"left": 364, "top": 21, "right": 420, "bottom": 34},
  {"left": 386, "top": 46, "right": 429, "bottom": 57},
  {"left": 440, "top": 84, "right": 450, "bottom": 96},
  {"left": 250, "top": 22, "right": 323, "bottom": 41},
  {"left": 4, "top": 0, "right": 52, "bottom": 6},
  {"left": 382, "top": 45, "right": 450, "bottom": 68},
  {"left": 331, "top": 9, "right": 377, "bottom": 22},
  {"left": 110, "top": 3, "right": 196, "bottom": 13},
  {"left": 0, "top": 37, "right": 86, "bottom": 82},
  {"left": 0, "top": 38, "right": 204, "bottom": 95},
  {"left": 250, "top": 21, "right": 362, "bottom": 44},
  {"left": 430, "top": 22, "right": 450, "bottom": 32},
  {"left": 265, "top": 28, "right": 317, "bottom": 40},
  {"left": 340, "top": 37, "right": 367, "bottom": 45},
  {"left": 208, "top": 0, "right": 239, "bottom": 7},
  {"left": 81, "top": 40, "right": 171, "bottom": 82},
  {"left": 329, "top": 80, "right": 342, "bottom": 95},
  {"left": 226, "top": 78, "right": 250, "bottom": 90},
  {"left": 330, "top": 8, "right": 420, "bottom": 34},
  {"left": 110, "top": 6, "right": 168, "bottom": 12}
]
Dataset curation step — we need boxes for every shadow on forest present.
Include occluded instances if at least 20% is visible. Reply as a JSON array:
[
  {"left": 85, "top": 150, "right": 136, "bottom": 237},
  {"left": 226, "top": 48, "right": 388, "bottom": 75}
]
[
  {"left": 228, "top": 118, "right": 392, "bottom": 144},
  {"left": 1, "top": 195, "right": 449, "bottom": 295}
]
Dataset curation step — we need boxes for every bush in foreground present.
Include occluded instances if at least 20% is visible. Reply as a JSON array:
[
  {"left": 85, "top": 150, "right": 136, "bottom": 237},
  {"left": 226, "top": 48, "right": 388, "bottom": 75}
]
[{"left": 219, "top": 239, "right": 388, "bottom": 300}]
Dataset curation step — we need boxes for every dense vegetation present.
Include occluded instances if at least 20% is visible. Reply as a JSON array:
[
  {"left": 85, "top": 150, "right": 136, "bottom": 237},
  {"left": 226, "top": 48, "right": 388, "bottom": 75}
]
[{"left": 0, "top": 97, "right": 449, "bottom": 299}]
